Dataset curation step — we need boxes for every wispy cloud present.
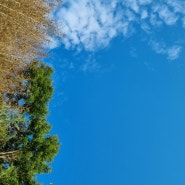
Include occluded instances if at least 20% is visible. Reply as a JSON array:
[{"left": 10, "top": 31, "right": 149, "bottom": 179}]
[
  {"left": 80, "top": 54, "right": 101, "bottom": 72},
  {"left": 152, "top": 4, "right": 179, "bottom": 25},
  {"left": 54, "top": 0, "right": 185, "bottom": 59},
  {"left": 150, "top": 41, "right": 182, "bottom": 60},
  {"left": 167, "top": 46, "right": 182, "bottom": 60},
  {"left": 57, "top": 0, "right": 126, "bottom": 50},
  {"left": 46, "top": 36, "right": 60, "bottom": 49}
]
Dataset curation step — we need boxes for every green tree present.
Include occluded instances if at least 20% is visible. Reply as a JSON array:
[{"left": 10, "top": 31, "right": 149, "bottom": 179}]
[
  {"left": 24, "top": 60, "right": 54, "bottom": 117},
  {"left": 0, "top": 61, "right": 60, "bottom": 185}
]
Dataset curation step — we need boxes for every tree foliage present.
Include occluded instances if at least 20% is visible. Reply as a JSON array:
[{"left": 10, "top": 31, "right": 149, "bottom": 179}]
[
  {"left": 0, "top": 0, "right": 62, "bottom": 94},
  {"left": 0, "top": 0, "right": 62, "bottom": 183},
  {"left": 0, "top": 62, "right": 60, "bottom": 185},
  {"left": 0, "top": 0, "right": 61, "bottom": 60}
]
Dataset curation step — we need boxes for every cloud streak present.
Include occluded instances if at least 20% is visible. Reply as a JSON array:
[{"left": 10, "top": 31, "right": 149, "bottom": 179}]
[
  {"left": 55, "top": 0, "right": 185, "bottom": 59},
  {"left": 150, "top": 41, "right": 182, "bottom": 60}
]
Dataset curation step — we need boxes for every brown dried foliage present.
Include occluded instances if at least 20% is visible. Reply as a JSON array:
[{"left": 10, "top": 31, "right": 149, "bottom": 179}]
[{"left": 0, "top": 0, "right": 62, "bottom": 96}]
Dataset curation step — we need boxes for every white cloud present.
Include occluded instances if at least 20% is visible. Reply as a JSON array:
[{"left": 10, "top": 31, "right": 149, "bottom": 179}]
[
  {"left": 165, "top": 0, "right": 185, "bottom": 14},
  {"left": 167, "top": 45, "right": 182, "bottom": 60},
  {"left": 81, "top": 57, "right": 101, "bottom": 72},
  {"left": 45, "top": 36, "right": 60, "bottom": 49},
  {"left": 150, "top": 41, "right": 182, "bottom": 60},
  {"left": 138, "top": 0, "right": 152, "bottom": 5},
  {"left": 141, "top": 10, "right": 148, "bottom": 19},
  {"left": 54, "top": 0, "right": 185, "bottom": 59},
  {"left": 124, "top": 0, "right": 140, "bottom": 14},
  {"left": 149, "top": 13, "right": 162, "bottom": 27},
  {"left": 57, "top": 0, "right": 125, "bottom": 50},
  {"left": 153, "top": 4, "right": 179, "bottom": 25}
]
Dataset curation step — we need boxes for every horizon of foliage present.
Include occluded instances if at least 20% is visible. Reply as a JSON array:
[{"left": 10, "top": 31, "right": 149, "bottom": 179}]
[{"left": 0, "top": 0, "right": 62, "bottom": 184}]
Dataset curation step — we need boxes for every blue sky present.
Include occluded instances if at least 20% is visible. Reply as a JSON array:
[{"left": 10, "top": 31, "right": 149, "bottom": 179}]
[{"left": 39, "top": 0, "right": 185, "bottom": 184}]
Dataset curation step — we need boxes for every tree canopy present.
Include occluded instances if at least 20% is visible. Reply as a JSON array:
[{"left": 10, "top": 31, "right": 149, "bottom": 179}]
[
  {"left": 0, "top": 0, "right": 62, "bottom": 94},
  {"left": 0, "top": 61, "right": 60, "bottom": 185},
  {"left": 0, "top": 0, "right": 62, "bottom": 184}
]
